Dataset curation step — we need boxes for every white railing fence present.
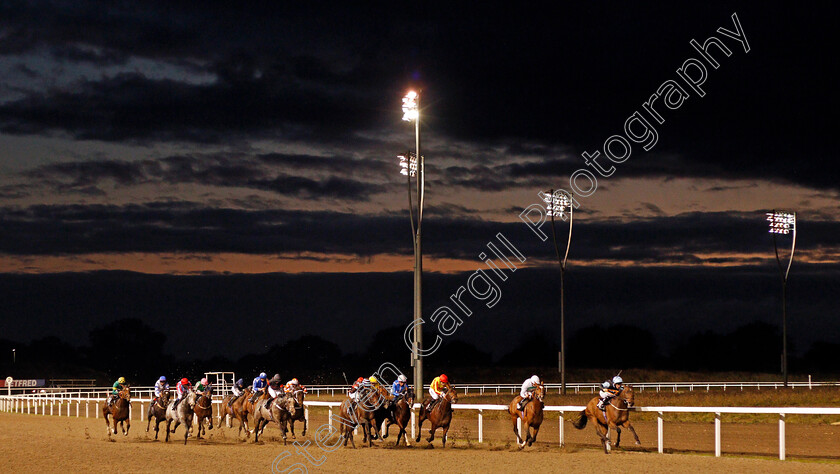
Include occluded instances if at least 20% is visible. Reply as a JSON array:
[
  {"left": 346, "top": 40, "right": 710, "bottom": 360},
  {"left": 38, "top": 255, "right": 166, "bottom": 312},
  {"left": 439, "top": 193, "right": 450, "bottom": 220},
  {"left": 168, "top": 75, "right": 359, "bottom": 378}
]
[
  {"left": 6, "top": 380, "right": 839, "bottom": 398},
  {"left": 3, "top": 393, "right": 838, "bottom": 461}
]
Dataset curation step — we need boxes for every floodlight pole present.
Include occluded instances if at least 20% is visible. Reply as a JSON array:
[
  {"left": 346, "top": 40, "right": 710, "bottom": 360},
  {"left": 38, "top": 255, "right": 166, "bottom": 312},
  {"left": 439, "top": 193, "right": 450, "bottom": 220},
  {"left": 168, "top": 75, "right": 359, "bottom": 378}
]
[
  {"left": 412, "top": 104, "right": 424, "bottom": 398},
  {"left": 548, "top": 189, "right": 573, "bottom": 395},
  {"left": 771, "top": 210, "right": 796, "bottom": 387},
  {"left": 402, "top": 91, "right": 424, "bottom": 395}
]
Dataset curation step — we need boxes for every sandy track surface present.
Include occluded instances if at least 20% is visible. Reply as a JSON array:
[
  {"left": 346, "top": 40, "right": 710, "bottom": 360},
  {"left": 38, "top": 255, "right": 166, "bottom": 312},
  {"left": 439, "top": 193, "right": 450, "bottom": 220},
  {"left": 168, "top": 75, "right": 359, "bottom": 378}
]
[{"left": 3, "top": 412, "right": 840, "bottom": 473}]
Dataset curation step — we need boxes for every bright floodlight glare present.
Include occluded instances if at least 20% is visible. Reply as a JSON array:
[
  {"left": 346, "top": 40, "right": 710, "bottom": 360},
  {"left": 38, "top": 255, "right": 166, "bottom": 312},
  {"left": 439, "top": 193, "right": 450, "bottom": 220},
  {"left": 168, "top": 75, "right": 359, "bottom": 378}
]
[
  {"left": 397, "top": 153, "right": 417, "bottom": 176},
  {"left": 543, "top": 190, "right": 570, "bottom": 218},
  {"left": 402, "top": 91, "right": 419, "bottom": 121},
  {"left": 767, "top": 211, "right": 795, "bottom": 235}
]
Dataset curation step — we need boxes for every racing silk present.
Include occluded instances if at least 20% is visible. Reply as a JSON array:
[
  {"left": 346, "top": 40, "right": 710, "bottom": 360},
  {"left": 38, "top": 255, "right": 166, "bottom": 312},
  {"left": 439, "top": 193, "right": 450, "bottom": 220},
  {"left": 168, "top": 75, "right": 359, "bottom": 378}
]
[
  {"left": 195, "top": 382, "right": 210, "bottom": 394},
  {"left": 391, "top": 380, "right": 407, "bottom": 397},
  {"left": 111, "top": 380, "right": 125, "bottom": 396},
  {"left": 176, "top": 380, "right": 191, "bottom": 398},
  {"left": 252, "top": 377, "right": 267, "bottom": 391},
  {"left": 232, "top": 385, "right": 244, "bottom": 397},
  {"left": 154, "top": 380, "right": 169, "bottom": 397},
  {"left": 520, "top": 379, "right": 537, "bottom": 398},
  {"left": 284, "top": 381, "right": 299, "bottom": 394},
  {"left": 429, "top": 377, "right": 450, "bottom": 395}
]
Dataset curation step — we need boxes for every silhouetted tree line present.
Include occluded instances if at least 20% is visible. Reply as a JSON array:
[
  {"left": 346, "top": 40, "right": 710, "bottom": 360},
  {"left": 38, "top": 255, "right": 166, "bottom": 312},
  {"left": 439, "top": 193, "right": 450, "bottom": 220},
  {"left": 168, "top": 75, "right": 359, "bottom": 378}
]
[{"left": 0, "top": 318, "right": 836, "bottom": 385}]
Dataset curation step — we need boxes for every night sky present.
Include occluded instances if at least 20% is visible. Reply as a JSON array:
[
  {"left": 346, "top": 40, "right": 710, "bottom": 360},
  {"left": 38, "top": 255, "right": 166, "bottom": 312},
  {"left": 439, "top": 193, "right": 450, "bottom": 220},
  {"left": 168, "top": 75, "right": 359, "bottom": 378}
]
[{"left": 0, "top": 2, "right": 838, "bottom": 362}]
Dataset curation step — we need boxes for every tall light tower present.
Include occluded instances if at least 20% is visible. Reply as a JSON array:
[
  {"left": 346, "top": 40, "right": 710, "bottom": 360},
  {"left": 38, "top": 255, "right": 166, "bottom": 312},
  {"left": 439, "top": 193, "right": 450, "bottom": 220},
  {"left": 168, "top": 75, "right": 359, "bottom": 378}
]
[
  {"left": 400, "top": 90, "right": 424, "bottom": 394},
  {"left": 544, "top": 189, "right": 573, "bottom": 394},
  {"left": 767, "top": 210, "right": 796, "bottom": 387}
]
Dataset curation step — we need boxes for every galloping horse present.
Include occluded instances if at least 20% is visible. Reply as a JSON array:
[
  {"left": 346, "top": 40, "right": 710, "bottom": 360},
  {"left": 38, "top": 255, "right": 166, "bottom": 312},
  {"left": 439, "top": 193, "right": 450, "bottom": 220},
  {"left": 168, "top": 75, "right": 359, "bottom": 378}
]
[
  {"left": 165, "top": 390, "right": 197, "bottom": 445},
  {"left": 383, "top": 388, "right": 415, "bottom": 446},
  {"left": 337, "top": 386, "right": 386, "bottom": 448},
  {"left": 416, "top": 388, "right": 458, "bottom": 447},
  {"left": 286, "top": 388, "right": 307, "bottom": 439},
  {"left": 103, "top": 386, "right": 131, "bottom": 436},
  {"left": 508, "top": 383, "right": 545, "bottom": 448},
  {"left": 221, "top": 387, "right": 253, "bottom": 438},
  {"left": 145, "top": 389, "right": 170, "bottom": 440},
  {"left": 571, "top": 385, "right": 640, "bottom": 453},
  {"left": 193, "top": 386, "right": 214, "bottom": 439},
  {"left": 253, "top": 395, "right": 297, "bottom": 444}
]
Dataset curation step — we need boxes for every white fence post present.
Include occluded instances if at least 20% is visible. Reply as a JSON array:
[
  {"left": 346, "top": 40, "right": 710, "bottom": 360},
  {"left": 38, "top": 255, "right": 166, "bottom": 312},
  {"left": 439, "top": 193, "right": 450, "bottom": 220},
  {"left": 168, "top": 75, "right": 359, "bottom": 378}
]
[
  {"left": 657, "top": 412, "right": 664, "bottom": 454},
  {"left": 559, "top": 411, "right": 565, "bottom": 447},
  {"left": 779, "top": 413, "right": 786, "bottom": 461},
  {"left": 478, "top": 409, "right": 483, "bottom": 443},
  {"left": 714, "top": 412, "right": 721, "bottom": 457},
  {"left": 328, "top": 407, "right": 332, "bottom": 427},
  {"left": 411, "top": 410, "right": 415, "bottom": 439}
]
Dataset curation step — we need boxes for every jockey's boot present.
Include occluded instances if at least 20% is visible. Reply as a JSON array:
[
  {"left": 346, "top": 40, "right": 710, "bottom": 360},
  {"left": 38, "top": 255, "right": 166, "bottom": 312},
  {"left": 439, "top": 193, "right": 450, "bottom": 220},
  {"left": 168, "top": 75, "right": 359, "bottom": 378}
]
[
  {"left": 264, "top": 396, "right": 274, "bottom": 410},
  {"left": 517, "top": 398, "right": 527, "bottom": 411},
  {"left": 228, "top": 396, "right": 236, "bottom": 407},
  {"left": 597, "top": 398, "right": 606, "bottom": 411}
]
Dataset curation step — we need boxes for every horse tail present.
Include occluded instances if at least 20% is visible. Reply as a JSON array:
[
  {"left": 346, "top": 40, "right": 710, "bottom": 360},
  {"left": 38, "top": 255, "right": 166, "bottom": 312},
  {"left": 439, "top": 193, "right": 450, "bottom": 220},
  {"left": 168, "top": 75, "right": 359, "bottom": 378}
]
[{"left": 571, "top": 409, "right": 588, "bottom": 430}]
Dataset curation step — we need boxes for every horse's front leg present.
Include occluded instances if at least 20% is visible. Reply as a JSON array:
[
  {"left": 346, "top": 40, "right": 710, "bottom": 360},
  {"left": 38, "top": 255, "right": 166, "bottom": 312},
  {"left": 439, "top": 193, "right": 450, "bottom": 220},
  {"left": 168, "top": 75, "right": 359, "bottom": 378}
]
[
  {"left": 289, "top": 419, "right": 296, "bottom": 439},
  {"left": 615, "top": 426, "right": 622, "bottom": 447},
  {"left": 171, "top": 420, "right": 180, "bottom": 433},
  {"left": 124, "top": 418, "right": 130, "bottom": 436},
  {"left": 415, "top": 415, "right": 425, "bottom": 443},
  {"left": 528, "top": 424, "right": 540, "bottom": 446},
  {"left": 427, "top": 424, "right": 436, "bottom": 443},
  {"left": 302, "top": 415, "right": 307, "bottom": 437},
  {"left": 512, "top": 415, "right": 523, "bottom": 446},
  {"left": 441, "top": 424, "right": 450, "bottom": 448},
  {"left": 594, "top": 423, "right": 610, "bottom": 454},
  {"left": 626, "top": 422, "right": 641, "bottom": 445}
]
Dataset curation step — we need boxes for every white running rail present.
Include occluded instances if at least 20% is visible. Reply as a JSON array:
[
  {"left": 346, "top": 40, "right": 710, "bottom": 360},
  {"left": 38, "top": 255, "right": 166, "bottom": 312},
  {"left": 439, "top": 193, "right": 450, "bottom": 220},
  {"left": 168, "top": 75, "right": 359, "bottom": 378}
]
[{"left": 3, "top": 394, "right": 839, "bottom": 461}]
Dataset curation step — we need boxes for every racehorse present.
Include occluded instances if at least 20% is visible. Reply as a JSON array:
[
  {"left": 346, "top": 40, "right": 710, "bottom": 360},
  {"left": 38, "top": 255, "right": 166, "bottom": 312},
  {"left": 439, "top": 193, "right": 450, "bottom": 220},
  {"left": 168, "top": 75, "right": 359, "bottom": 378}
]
[
  {"left": 337, "top": 386, "right": 386, "bottom": 448},
  {"left": 571, "top": 385, "right": 640, "bottom": 453},
  {"left": 165, "top": 390, "right": 197, "bottom": 445},
  {"left": 383, "top": 388, "right": 415, "bottom": 446},
  {"left": 253, "top": 395, "right": 297, "bottom": 444},
  {"left": 416, "top": 388, "right": 458, "bottom": 447},
  {"left": 508, "top": 383, "right": 545, "bottom": 448},
  {"left": 193, "top": 386, "right": 214, "bottom": 439},
  {"left": 221, "top": 388, "right": 252, "bottom": 438},
  {"left": 286, "top": 388, "right": 307, "bottom": 439},
  {"left": 145, "top": 389, "right": 170, "bottom": 440},
  {"left": 103, "top": 386, "right": 131, "bottom": 437}
]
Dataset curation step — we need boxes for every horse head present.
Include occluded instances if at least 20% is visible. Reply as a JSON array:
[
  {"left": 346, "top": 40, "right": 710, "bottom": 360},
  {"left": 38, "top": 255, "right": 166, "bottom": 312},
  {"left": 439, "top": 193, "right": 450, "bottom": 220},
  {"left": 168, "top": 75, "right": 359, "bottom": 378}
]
[
  {"left": 160, "top": 389, "right": 171, "bottom": 405},
  {"left": 535, "top": 383, "right": 546, "bottom": 402},
  {"left": 292, "top": 388, "right": 305, "bottom": 408},
  {"left": 280, "top": 395, "right": 297, "bottom": 417},
  {"left": 186, "top": 390, "right": 198, "bottom": 409},
  {"left": 445, "top": 388, "right": 458, "bottom": 404},
  {"left": 621, "top": 385, "right": 635, "bottom": 408},
  {"left": 120, "top": 386, "right": 131, "bottom": 401},
  {"left": 405, "top": 389, "right": 416, "bottom": 407}
]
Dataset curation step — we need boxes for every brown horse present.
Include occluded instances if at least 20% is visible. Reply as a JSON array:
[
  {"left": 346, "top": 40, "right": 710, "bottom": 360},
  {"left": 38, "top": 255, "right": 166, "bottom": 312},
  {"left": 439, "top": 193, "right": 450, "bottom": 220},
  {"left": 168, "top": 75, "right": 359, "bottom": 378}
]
[
  {"left": 509, "top": 383, "right": 545, "bottom": 448},
  {"left": 571, "top": 385, "right": 640, "bottom": 453},
  {"left": 145, "top": 389, "right": 170, "bottom": 440},
  {"left": 286, "top": 388, "right": 307, "bottom": 439},
  {"left": 253, "top": 395, "right": 297, "bottom": 444},
  {"left": 221, "top": 388, "right": 253, "bottom": 438},
  {"left": 416, "top": 388, "right": 458, "bottom": 447},
  {"left": 103, "top": 386, "right": 131, "bottom": 436},
  {"left": 193, "top": 387, "right": 214, "bottom": 439},
  {"left": 337, "top": 386, "right": 386, "bottom": 448},
  {"left": 383, "top": 388, "right": 415, "bottom": 446}
]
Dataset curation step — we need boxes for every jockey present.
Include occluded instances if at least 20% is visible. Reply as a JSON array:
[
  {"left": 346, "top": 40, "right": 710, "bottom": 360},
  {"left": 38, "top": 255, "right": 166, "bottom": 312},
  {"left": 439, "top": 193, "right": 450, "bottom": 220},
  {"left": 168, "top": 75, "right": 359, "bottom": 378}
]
[
  {"left": 229, "top": 378, "right": 246, "bottom": 407},
  {"left": 195, "top": 377, "right": 211, "bottom": 396},
  {"left": 108, "top": 376, "right": 127, "bottom": 406},
  {"left": 391, "top": 374, "right": 408, "bottom": 399},
  {"left": 369, "top": 376, "right": 382, "bottom": 392},
  {"left": 264, "top": 374, "right": 283, "bottom": 410},
  {"left": 424, "top": 374, "right": 450, "bottom": 411},
  {"left": 284, "top": 378, "right": 301, "bottom": 394},
  {"left": 597, "top": 375, "right": 624, "bottom": 410},
  {"left": 516, "top": 375, "right": 541, "bottom": 411},
  {"left": 151, "top": 376, "right": 169, "bottom": 407},
  {"left": 347, "top": 377, "right": 365, "bottom": 404},
  {"left": 389, "top": 374, "right": 408, "bottom": 409},
  {"left": 249, "top": 372, "right": 268, "bottom": 403},
  {"left": 174, "top": 377, "right": 191, "bottom": 408}
]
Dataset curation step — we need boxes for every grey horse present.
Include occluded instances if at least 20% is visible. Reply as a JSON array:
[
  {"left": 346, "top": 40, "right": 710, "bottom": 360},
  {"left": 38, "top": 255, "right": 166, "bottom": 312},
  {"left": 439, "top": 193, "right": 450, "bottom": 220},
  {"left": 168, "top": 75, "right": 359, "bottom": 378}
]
[{"left": 165, "top": 390, "right": 197, "bottom": 444}]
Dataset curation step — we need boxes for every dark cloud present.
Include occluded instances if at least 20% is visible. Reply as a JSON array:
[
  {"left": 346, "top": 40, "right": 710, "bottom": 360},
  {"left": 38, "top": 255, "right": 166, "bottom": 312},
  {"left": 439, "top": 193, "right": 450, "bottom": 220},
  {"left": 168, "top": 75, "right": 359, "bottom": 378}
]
[{"left": 0, "top": 202, "right": 837, "bottom": 265}]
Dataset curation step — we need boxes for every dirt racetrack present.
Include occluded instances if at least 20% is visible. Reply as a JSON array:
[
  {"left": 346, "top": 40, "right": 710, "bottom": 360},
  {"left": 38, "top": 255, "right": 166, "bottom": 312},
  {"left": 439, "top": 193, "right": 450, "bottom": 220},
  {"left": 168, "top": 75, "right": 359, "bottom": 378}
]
[{"left": 3, "top": 412, "right": 840, "bottom": 473}]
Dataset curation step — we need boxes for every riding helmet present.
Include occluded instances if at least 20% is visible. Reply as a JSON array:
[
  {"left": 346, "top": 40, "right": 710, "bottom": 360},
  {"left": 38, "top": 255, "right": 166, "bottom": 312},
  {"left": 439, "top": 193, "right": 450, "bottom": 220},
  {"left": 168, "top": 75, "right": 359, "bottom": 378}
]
[
  {"left": 398, "top": 374, "right": 407, "bottom": 382},
  {"left": 181, "top": 377, "right": 189, "bottom": 384},
  {"left": 159, "top": 376, "right": 166, "bottom": 382},
  {"left": 612, "top": 376, "right": 623, "bottom": 385},
  {"left": 440, "top": 374, "right": 448, "bottom": 383},
  {"left": 259, "top": 372, "right": 267, "bottom": 379}
]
